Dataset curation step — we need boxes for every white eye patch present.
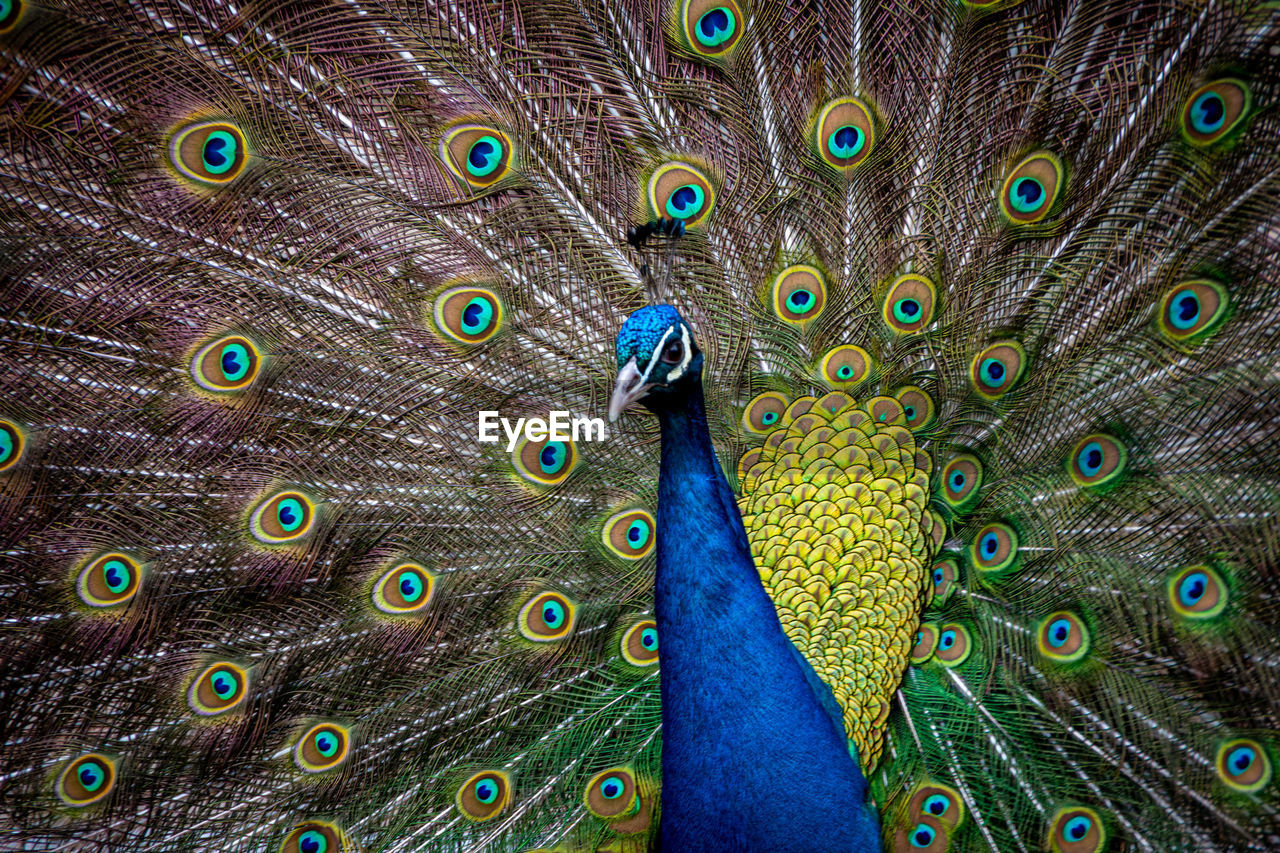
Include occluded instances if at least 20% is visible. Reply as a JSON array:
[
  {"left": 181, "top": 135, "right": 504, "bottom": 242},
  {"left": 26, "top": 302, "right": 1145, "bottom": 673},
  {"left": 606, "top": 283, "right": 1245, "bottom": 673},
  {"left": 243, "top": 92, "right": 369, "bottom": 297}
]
[
  {"left": 641, "top": 325, "right": 693, "bottom": 384},
  {"left": 666, "top": 326, "right": 693, "bottom": 382},
  {"left": 639, "top": 328, "right": 673, "bottom": 385}
]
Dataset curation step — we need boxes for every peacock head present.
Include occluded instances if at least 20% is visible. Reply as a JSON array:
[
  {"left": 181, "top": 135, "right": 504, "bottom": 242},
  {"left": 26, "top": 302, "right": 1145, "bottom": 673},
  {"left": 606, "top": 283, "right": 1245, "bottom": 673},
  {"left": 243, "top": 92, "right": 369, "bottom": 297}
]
[{"left": 609, "top": 305, "right": 703, "bottom": 422}]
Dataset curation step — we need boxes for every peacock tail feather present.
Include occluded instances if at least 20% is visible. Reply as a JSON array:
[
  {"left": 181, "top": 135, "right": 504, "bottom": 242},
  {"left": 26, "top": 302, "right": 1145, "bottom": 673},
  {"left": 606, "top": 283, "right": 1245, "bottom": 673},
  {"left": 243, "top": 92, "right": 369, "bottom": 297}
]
[{"left": 2, "top": 0, "right": 1279, "bottom": 850}]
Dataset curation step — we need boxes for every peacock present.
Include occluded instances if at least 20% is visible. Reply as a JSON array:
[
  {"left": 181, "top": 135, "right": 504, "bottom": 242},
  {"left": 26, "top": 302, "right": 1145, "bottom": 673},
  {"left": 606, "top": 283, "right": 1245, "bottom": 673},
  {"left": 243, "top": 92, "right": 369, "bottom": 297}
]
[{"left": 2, "top": 0, "right": 1279, "bottom": 850}]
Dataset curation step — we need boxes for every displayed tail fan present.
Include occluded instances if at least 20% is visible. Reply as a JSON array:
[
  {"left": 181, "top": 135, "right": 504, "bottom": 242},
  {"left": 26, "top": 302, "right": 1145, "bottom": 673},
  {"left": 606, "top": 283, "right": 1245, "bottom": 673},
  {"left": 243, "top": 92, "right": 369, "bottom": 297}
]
[{"left": 1, "top": 0, "right": 1278, "bottom": 850}]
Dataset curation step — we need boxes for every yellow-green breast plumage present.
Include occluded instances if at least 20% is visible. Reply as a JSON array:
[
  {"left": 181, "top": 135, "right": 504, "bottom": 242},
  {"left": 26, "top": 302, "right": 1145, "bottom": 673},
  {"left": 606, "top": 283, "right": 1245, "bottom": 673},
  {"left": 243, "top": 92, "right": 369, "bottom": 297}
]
[{"left": 738, "top": 390, "right": 942, "bottom": 767}]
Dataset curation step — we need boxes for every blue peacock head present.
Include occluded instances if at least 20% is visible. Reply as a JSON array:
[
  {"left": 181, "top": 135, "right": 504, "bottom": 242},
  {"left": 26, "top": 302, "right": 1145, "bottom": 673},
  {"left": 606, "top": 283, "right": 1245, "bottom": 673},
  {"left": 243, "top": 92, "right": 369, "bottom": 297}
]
[{"left": 609, "top": 305, "right": 703, "bottom": 421}]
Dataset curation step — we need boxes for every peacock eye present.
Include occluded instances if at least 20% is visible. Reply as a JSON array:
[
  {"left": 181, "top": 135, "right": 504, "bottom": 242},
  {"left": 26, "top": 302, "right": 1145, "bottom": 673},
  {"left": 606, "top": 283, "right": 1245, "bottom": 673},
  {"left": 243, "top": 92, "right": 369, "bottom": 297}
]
[
  {"left": 188, "top": 662, "right": 249, "bottom": 715},
  {"left": 456, "top": 770, "right": 510, "bottom": 821},
  {"left": 584, "top": 767, "right": 641, "bottom": 819},
  {"left": 280, "top": 822, "right": 345, "bottom": 853},
  {"left": 621, "top": 620, "right": 660, "bottom": 666},
  {"left": 57, "top": 754, "right": 116, "bottom": 806},
  {"left": 1216, "top": 739, "right": 1272, "bottom": 791},
  {"left": 518, "top": 591, "right": 576, "bottom": 641},
  {"left": 78, "top": 553, "right": 142, "bottom": 608},
  {"left": 661, "top": 338, "right": 684, "bottom": 364},
  {"left": 294, "top": 723, "right": 351, "bottom": 772}
]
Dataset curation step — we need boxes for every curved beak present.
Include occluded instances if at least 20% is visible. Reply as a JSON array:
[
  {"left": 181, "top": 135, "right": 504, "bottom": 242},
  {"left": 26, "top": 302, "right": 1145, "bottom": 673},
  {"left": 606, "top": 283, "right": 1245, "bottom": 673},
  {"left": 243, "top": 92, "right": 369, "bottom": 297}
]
[{"left": 608, "top": 358, "right": 653, "bottom": 423}]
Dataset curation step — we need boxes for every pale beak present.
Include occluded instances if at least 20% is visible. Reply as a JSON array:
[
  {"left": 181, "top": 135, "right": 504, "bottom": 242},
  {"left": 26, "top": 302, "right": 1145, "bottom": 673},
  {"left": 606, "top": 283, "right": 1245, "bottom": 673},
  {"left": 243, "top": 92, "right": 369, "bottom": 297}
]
[{"left": 608, "top": 358, "right": 653, "bottom": 422}]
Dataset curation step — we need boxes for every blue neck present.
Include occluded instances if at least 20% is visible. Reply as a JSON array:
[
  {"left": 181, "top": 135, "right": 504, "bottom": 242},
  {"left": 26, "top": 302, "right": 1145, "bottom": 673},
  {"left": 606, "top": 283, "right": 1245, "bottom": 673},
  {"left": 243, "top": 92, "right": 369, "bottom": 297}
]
[{"left": 651, "top": 380, "right": 879, "bottom": 851}]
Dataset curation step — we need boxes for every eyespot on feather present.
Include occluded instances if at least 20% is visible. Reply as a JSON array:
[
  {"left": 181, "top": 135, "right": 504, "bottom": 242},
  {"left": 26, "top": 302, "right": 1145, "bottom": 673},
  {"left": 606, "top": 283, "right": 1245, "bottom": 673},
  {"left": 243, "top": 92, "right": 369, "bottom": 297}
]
[
  {"left": 1068, "top": 434, "right": 1127, "bottom": 488},
  {"left": 518, "top": 591, "right": 576, "bottom": 641},
  {"left": 187, "top": 662, "right": 249, "bottom": 716},
  {"left": 893, "top": 814, "right": 947, "bottom": 852},
  {"left": 440, "top": 124, "right": 514, "bottom": 187},
  {"left": 1157, "top": 280, "right": 1228, "bottom": 344},
  {"left": 249, "top": 491, "right": 315, "bottom": 544},
  {"left": 56, "top": 754, "right": 115, "bottom": 807},
  {"left": 814, "top": 390, "right": 855, "bottom": 417},
  {"left": 0, "top": 419, "right": 24, "bottom": 471},
  {"left": 603, "top": 509, "right": 656, "bottom": 560},
  {"left": 584, "top": 768, "right": 640, "bottom": 819},
  {"left": 279, "top": 821, "right": 349, "bottom": 853},
  {"left": 1167, "top": 565, "right": 1228, "bottom": 619},
  {"left": 294, "top": 723, "right": 351, "bottom": 773},
  {"left": 969, "top": 522, "right": 1017, "bottom": 573},
  {"left": 372, "top": 563, "right": 434, "bottom": 615},
  {"left": 169, "top": 121, "right": 248, "bottom": 184},
  {"left": 512, "top": 435, "right": 577, "bottom": 486},
  {"left": 883, "top": 275, "right": 936, "bottom": 333},
  {"left": 895, "top": 386, "right": 935, "bottom": 431},
  {"left": 771, "top": 265, "right": 827, "bottom": 324},
  {"left": 866, "top": 396, "right": 906, "bottom": 426},
  {"left": 742, "top": 392, "right": 790, "bottom": 434},
  {"left": 1048, "top": 806, "right": 1107, "bottom": 853},
  {"left": 648, "top": 161, "right": 715, "bottom": 227},
  {"left": 929, "top": 559, "right": 959, "bottom": 606},
  {"left": 999, "top": 151, "right": 1063, "bottom": 224},
  {"left": 933, "top": 623, "right": 971, "bottom": 666},
  {"left": 1037, "top": 612, "right": 1090, "bottom": 663},
  {"left": 820, "top": 345, "right": 872, "bottom": 386},
  {"left": 815, "top": 97, "right": 876, "bottom": 171},
  {"left": 910, "top": 624, "right": 939, "bottom": 664},
  {"left": 0, "top": 0, "right": 26, "bottom": 33},
  {"left": 76, "top": 552, "right": 142, "bottom": 608},
  {"left": 909, "top": 783, "right": 965, "bottom": 828},
  {"left": 1216, "top": 739, "right": 1272, "bottom": 792},
  {"left": 621, "top": 620, "right": 659, "bottom": 666},
  {"left": 433, "top": 285, "right": 503, "bottom": 344},
  {"left": 191, "top": 335, "right": 261, "bottom": 393},
  {"left": 939, "top": 454, "right": 982, "bottom": 511},
  {"left": 678, "top": 0, "right": 745, "bottom": 58},
  {"left": 1182, "top": 80, "right": 1251, "bottom": 146},
  {"left": 456, "top": 770, "right": 510, "bottom": 821},
  {"left": 969, "top": 340, "right": 1026, "bottom": 399}
]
